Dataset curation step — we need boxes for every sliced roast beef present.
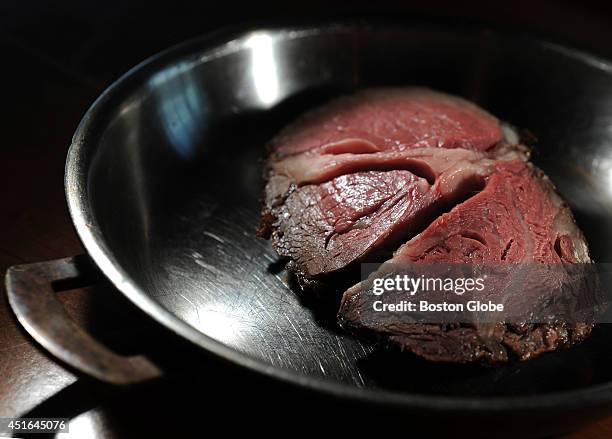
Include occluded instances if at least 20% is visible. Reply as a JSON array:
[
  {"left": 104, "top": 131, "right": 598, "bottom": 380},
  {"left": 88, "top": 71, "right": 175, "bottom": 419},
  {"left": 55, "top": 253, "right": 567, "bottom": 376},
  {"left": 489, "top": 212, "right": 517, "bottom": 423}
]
[
  {"left": 266, "top": 146, "right": 525, "bottom": 280},
  {"left": 259, "top": 86, "right": 595, "bottom": 363},
  {"left": 337, "top": 159, "right": 594, "bottom": 363},
  {"left": 261, "top": 88, "right": 520, "bottom": 283}
]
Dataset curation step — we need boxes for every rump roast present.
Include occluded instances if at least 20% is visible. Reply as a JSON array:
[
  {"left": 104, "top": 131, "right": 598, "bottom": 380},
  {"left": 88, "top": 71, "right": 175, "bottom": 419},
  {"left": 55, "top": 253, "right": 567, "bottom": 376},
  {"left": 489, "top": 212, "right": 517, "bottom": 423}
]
[{"left": 259, "top": 87, "right": 594, "bottom": 363}]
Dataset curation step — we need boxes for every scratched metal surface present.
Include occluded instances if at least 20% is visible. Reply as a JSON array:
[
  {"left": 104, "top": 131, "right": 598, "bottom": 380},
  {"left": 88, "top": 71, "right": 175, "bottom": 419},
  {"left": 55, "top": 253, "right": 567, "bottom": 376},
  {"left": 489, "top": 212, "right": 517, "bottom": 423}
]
[
  {"left": 147, "top": 195, "right": 375, "bottom": 385},
  {"left": 78, "top": 24, "right": 612, "bottom": 395}
]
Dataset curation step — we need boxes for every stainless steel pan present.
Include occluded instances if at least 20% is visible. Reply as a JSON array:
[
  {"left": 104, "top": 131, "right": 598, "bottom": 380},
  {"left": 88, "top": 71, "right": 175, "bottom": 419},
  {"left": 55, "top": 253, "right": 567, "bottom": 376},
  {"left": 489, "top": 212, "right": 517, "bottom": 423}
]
[{"left": 7, "top": 22, "right": 612, "bottom": 437}]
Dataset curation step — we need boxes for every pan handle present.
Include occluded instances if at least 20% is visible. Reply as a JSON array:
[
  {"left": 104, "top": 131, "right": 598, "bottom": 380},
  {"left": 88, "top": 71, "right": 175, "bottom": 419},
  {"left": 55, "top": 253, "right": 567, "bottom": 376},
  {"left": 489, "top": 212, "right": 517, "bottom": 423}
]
[{"left": 4, "top": 255, "right": 162, "bottom": 385}]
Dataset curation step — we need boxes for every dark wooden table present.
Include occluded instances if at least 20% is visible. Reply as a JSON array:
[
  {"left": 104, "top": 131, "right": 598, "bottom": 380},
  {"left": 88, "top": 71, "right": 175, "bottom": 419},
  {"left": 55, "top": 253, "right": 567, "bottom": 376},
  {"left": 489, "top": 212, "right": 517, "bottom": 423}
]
[{"left": 3, "top": 3, "right": 612, "bottom": 436}]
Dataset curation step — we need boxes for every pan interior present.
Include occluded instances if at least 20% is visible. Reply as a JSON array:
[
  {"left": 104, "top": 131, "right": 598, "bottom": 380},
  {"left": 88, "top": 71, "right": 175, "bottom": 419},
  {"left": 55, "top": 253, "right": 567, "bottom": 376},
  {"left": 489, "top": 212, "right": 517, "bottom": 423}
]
[{"left": 86, "top": 25, "right": 612, "bottom": 396}]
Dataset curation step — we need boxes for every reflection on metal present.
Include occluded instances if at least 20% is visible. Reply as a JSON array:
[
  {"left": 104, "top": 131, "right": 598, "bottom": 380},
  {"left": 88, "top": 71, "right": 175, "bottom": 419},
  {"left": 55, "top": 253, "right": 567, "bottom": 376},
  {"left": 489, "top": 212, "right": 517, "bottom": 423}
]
[
  {"left": 197, "top": 306, "right": 246, "bottom": 346},
  {"left": 246, "top": 33, "right": 279, "bottom": 106},
  {"left": 602, "top": 157, "right": 612, "bottom": 196},
  {"left": 67, "top": 414, "right": 98, "bottom": 438},
  {"left": 150, "top": 65, "right": 208, "bottom": 160}
]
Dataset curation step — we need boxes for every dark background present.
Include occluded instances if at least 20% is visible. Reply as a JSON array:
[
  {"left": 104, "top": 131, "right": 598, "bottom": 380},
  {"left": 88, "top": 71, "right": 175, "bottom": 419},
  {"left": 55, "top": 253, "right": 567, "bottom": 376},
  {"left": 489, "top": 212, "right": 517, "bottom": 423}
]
[
  {"left": 2, "top": 1, "right": 612, "bottom": 437},
  {"left": 3, "top": 1, "right": 612, "bottom": 89}
]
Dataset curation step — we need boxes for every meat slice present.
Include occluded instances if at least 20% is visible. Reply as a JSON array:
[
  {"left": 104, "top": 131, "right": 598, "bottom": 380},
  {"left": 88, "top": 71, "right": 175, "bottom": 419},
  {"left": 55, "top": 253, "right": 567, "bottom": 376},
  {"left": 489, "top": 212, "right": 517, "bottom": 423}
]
[
  {"left": 272, "top": 170, "right": 432, "bottom": 281},
  {"left": 388, "top": 160, "right": 590, "bottom": 265},
  {"left": 271, "top": 87, "right": 503, "bottom": 158},
  {"left": 338, "top": 160, "right": 594, "bottom": 363}
]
